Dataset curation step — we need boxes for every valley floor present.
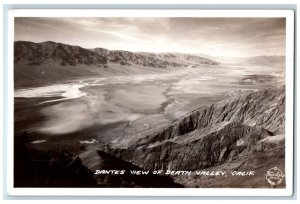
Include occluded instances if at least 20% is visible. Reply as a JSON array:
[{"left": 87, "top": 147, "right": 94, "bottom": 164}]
[{"left": 13, "top": 62, "right": 286, "bottom": 188}]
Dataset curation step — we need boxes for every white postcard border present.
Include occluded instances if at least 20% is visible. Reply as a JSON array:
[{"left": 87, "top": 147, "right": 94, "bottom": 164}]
[{"left": 6, "top": 9, "right": 295, "bottom": 196}]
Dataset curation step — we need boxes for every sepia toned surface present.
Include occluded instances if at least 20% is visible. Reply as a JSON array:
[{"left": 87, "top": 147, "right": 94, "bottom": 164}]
[{"left": 14, "top": 17, "right": 286, "bottom": 188}]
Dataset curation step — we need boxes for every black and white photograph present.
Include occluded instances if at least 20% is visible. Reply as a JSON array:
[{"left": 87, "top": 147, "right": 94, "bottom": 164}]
[{"left": 8, "top": 10, "right": 294, "bottom": 195}]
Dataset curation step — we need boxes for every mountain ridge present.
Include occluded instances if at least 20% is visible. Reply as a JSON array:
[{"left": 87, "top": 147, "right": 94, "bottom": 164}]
[{"left": 14, "top": 41, "right": 219, "bottom": 68}]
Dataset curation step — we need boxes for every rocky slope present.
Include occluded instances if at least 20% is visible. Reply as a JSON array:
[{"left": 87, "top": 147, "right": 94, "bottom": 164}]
[
  {"left": 174, "top": 134, "right": 285, "bottom": 187},
  {"left": 111, "top": 86, "right": 285, "bottom": 172}
]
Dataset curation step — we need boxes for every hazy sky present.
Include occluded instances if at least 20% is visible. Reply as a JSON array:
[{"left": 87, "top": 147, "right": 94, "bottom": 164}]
[{"left": 14, "top": 17, "right": 286, "bottom": 57}]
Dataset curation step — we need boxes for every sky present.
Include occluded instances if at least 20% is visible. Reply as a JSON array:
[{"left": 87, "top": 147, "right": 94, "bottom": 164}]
[{"left": 14, "top": 17, "right": 286, "bottom": 57}]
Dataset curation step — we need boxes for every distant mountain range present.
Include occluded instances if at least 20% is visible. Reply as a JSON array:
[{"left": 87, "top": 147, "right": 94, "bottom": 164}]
[
  {"left": 14, "top": 41, "right": 219, "bottom": 68},
  {"left": 14, "top": 41, "right": 107, "bottom": 67},
  {"left": 13, "top": 41, "right": 285, "bottom": 88}
]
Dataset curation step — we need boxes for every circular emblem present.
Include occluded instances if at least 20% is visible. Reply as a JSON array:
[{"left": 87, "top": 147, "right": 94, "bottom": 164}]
[{"left": 266, "top": 167, "right": 285, "bottom": 186}]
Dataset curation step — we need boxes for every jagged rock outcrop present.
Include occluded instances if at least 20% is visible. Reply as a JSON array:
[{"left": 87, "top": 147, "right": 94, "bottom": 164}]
[{"left": 111, "top": 87, "right": 285, "bottom": 171}]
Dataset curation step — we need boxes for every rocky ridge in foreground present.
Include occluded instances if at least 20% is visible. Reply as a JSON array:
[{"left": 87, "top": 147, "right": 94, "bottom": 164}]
[{"left": 110, "top": 87, "right": 285, "bottom": 172}]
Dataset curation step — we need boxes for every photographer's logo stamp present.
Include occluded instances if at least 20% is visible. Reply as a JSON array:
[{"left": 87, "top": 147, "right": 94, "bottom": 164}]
[{"left": 266, "top": 167, "right": 285, "bottom": 186}]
